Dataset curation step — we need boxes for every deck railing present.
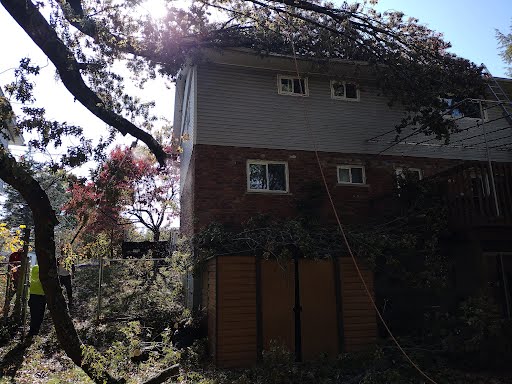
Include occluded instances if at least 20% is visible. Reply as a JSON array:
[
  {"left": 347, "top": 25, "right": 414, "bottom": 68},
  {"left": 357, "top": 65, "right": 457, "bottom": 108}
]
[{"left": 430, "top": 161, "right": 512, "bottom": 228}]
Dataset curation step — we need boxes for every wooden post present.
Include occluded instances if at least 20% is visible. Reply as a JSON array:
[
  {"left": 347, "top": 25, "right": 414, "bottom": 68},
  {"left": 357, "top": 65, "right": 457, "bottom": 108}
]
[
  {"left": 332, "top": 256, "right": 344, "bottom": 354},
  {"left": 96, "top": 255, "right": 104, "bottom": 322},
  {"left": 255, "top": 252, "right": 263, "bottom": 361},
  {"left": 13, "top": 227, "right": 31, "bottom": 321},
  {"left": 2, "top": 262, "right": 13, "bottom": 322},
  {"left": 293, "top": 249, "right": 302, "bottom": 362},
  {"left": 20, "top": 229, "right": 32, "bottom": 339},
  {"left": 20, "top": 263, "right": 30, "bottom": 340}
]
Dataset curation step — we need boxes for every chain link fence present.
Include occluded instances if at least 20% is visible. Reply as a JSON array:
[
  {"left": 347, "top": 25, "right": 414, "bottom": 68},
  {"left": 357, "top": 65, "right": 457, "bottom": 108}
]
[{"left": 74, "top": 256, "right": 184, "bottom": 331}]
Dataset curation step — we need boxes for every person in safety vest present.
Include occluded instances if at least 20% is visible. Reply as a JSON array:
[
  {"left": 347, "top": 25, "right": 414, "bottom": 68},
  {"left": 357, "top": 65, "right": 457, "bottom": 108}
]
[
  {"left": 28, "top": 264, "right": 46, "bottom": 336},
  {"left": 3, "top": 249, "right": 23, "bottom": 311}
]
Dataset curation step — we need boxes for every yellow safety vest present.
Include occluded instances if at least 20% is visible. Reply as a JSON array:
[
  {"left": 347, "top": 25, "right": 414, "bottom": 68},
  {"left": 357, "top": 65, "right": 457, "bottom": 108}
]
[{"left": 30, "top": 265, "right": 44, "bottom": 296}]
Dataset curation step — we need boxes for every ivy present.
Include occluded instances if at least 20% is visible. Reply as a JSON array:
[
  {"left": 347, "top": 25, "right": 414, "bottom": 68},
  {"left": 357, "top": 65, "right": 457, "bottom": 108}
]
[{"left": 188, "top": 174, "right": 450, "bottom": 291}]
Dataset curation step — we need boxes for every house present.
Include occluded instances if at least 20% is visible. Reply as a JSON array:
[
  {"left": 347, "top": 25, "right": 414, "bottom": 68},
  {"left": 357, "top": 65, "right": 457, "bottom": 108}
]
[
  {"left": 174, "top": 48, "right": 512, "bottom": 367},
  {"left": 0, "top": 88, "right": 24, "bottom": 191},
  {"left": 0, "top": 88, "right": 23, "bottom": 148}
]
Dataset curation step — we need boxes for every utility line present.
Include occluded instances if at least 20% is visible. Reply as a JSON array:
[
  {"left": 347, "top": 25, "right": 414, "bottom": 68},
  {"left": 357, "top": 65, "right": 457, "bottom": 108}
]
[
  {"left": 410, "top": 113, "right": 512, "bottom": 148},
  {"left": 369, "top": 102, "right": 511, "bottom": 152},
  {"left": 366, "top": 98, "right": 476, "bottom": 142},
  {"left": 460, "top": 134, "right": 512, "bottom": 149},
  {"left": 448, "top": 125, "right": 511, "bottom": 144},
  {"left": 488, "top": 141, "right": 512, "bottom": 150},
  {"left": 379, "top": 112, "right": 512, "bottom": 154}
]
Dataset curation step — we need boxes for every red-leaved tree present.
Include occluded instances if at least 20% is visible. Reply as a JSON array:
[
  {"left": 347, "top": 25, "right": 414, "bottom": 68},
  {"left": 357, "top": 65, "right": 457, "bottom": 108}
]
[{"left": 66, "top": 145, "right": 179, "bottom": 243}]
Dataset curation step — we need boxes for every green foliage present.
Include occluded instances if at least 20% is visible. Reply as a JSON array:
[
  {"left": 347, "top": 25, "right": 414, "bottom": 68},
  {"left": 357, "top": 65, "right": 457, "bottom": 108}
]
[
  {"left": 166, "top": 340, "right": 511, "bottom": 384},
  {"left": 79, "top": 232, "right": 115, "bottom": 261},
  {"left": 69, "top": 259, "right": 188, "bottom": 383},
  {"left": 192, "top": 215, "right": 347, "bottom": 265},
  {"left": 81, "top": 344, "right": 110, "bottom": 383},
  {"left": 0, "top": 158, "right": 75, "bottom": 233},
  {"left": 3, "top": 259, "right": 512, "bottom": 384},
  {"left": 75, "top": 258, "right": 184, "bottom": 329},
  {"left": 192, "top": 173, "right": 450, "bottom": 290},
  {"left": 4, "top": 58, "right": 40, "bottom": 104},
  {"left": 259, "top": 341, "right": 295, "bottom": 383},
  {"left": 438, "top": 295, "right": 512, "bottom": 369},
  {"left": 365, "top": 172, "right": 451, "bottom": 290},
  {"left": 171, "top": 236, "right": 196, "bottom": 275},
  {"left": 497, "top": 21, "right": 512, "bottom": 76}
]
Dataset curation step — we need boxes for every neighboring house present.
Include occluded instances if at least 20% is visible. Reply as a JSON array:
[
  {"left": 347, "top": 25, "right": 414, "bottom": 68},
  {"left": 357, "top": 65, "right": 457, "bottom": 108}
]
[
  {"left": 0, "top": 88, "right": 24, "bottom": 192},
  {"left": 174, "top": 49, "right": 512, "bottom": 367},
  {"left": 0, "top": 88, "right": 23, "bottom": 147}
]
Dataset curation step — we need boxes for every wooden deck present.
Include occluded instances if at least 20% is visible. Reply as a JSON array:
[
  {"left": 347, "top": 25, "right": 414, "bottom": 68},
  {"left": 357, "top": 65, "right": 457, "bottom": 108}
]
[
  {"left": 370, "top": 160, "right": 512, "bottom": 230},
  {"left": 431, "top": 161, "right": 512, "bottom": 228}
]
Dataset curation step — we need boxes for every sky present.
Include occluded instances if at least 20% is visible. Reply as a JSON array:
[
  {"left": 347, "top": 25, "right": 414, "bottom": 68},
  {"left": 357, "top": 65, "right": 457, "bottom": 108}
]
[
  {"left": 0, "top": 0, "right": 511, "bottom": 173},
  {"left": 374, "top": 0, "right": 511, "bottom": 77},
  {"left": 0, "top": 0, "right": 174, "bottom": 172}
]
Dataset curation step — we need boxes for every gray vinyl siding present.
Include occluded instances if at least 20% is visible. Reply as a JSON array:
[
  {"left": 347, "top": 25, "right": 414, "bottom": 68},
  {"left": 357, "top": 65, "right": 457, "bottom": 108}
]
[
  {"left": 195, "top": 64, "right": 512, "bottom": 162},
  {"left": 176, "top": 66, "right": 197, "bottom": 190}
]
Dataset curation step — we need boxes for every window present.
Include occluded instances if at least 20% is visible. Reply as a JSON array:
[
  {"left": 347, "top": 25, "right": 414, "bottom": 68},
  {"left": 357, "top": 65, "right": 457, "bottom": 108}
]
[
  {"left": 395, "top": 167, "right": 422, "bottom": 181},
  {"left": 331, "top": 80, "right": 360, "bottom": 101},
  {"left": 247, "top": 160, "right": 289, "bottom": 192},
  {"left": 277, "top": 75, "right": 308, "bottom": 96},
  {"left": 441, "top": 97, "right": 484, "bottom": 120},
  {"left": 337, "top": 165, "right": 365, "bottom": 184}
]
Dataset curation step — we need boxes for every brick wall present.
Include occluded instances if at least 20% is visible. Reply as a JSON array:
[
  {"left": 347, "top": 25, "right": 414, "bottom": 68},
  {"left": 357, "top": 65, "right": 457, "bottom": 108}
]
[{"left": 190, "top": 144, "right": 460, "bottom": 232}]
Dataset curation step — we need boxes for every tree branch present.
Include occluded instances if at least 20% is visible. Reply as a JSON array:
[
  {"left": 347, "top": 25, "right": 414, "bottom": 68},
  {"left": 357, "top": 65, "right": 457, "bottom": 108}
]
[
  {"left": 141, "top": 364, "right": 179, "bottom": 384},
  {"left": 1, "top": 0, "right": 168, "bottom": 166}
]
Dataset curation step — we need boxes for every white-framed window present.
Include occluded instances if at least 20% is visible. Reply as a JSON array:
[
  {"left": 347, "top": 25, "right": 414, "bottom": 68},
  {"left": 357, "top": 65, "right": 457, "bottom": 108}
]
[
  {"left": 247, "top": 160, "right": 289, "bottom": 193},
  {"left": 395, "top": 167, "right": 422, "bottom": 181},
  {"left": 331, "top": 80, "right": 360, "bottom": 101},
  {"left": 337, "top": 165, "right": 366, "bottom": 184},
  {"left": 441, "top": 97, "right": 485, "bottom": 120},
  {"left": 277, "top": 75, "right": 309, "bottom": 96}
]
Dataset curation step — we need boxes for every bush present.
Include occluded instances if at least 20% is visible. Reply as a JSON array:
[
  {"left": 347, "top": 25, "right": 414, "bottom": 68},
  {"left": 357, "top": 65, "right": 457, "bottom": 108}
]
[{"left": 440, "top": 295, "right": 512, "bottom": 369}]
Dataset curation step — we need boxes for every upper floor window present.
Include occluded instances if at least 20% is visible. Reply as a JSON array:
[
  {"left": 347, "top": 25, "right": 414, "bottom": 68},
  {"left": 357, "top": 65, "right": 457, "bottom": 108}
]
[
  {"left": 337, "top": 165, "right": 365, "bottom": 184},
  {"left": 441, "top": 97, "right": 484, "bottom": 120},
  {"left": 395, "top": 167, "right": 422, "bottom": 181},
  {"left": 277, "top": 75, "right": 309, "bottom": 96},
  {"left": 331, "top": 80, "right": 360, "bottom": 101},
  {"left": 247, "top": 160, "right": 289, "bottom": 193}
]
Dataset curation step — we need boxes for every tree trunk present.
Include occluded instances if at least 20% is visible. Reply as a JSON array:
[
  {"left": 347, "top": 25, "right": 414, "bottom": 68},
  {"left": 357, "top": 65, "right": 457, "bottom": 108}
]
[
  {"left": 0, "top": 149, "right": 123, "bottom": 384},
  {"left": 153, "top": 229, "right": 160, "bottom": 242}
]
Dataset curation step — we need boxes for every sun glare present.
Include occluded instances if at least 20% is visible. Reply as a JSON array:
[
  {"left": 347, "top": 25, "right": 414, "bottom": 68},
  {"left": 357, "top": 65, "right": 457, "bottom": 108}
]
[{"left": 139, "top": 0, "right": 170, "bottom": 20}]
